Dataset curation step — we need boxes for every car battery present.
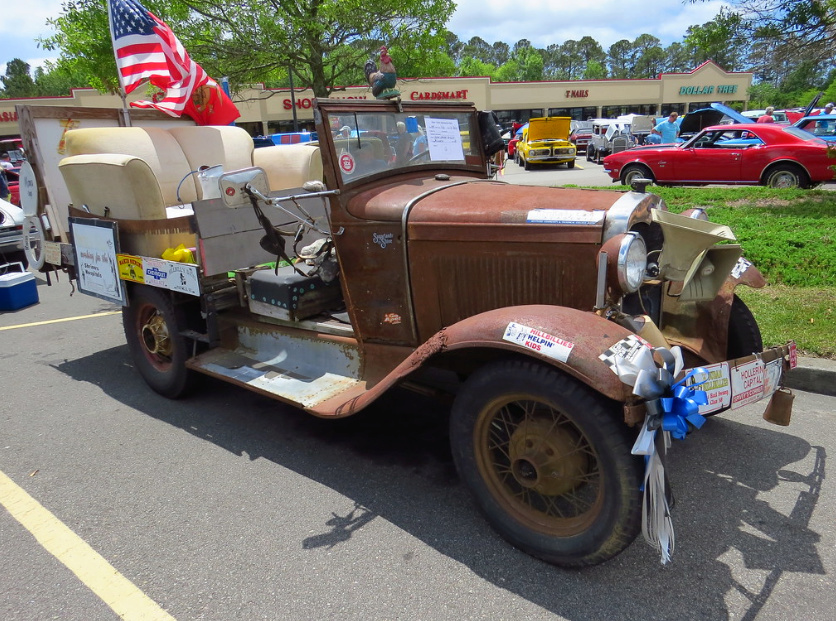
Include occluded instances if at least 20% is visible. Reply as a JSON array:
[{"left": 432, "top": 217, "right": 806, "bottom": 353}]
[{"left": 0, "top": 263, "right": 38, "bottom": 311}]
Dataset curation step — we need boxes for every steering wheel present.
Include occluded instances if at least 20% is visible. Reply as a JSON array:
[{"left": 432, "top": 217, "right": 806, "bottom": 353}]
[{"left": 408, "top": 149, "right": 431, "bottom": 163}]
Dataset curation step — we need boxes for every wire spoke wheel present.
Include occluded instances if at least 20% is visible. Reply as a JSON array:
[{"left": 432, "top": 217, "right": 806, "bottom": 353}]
[
  {"left": 450, "top": 359, "right": 642, "bottom": 566},
  {"left": 123, "top": 285, "right": 195, "bottom": 398},
  {"left": 477, "top": 396, "right": 603, "bottom": 535},
  {"left": 138, "top": 306, "right": 174, "bottom": 370}
]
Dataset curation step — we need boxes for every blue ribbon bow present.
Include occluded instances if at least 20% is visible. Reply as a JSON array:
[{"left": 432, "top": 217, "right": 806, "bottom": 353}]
[{"left": 655, "top": 369, "right": 709, "bottom": 440}]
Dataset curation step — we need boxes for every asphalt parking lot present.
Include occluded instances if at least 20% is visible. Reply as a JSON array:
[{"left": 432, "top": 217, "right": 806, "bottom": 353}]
[{"left": 2, "top": 271, "right": 836, "bottom": 620}]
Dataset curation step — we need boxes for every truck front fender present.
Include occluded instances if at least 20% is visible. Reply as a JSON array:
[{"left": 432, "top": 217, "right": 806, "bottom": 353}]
[{"left": 317, "top": 305, "right": 635, "bottom": 418}]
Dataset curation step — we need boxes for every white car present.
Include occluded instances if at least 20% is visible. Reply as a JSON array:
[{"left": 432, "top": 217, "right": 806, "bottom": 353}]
[{"left": 0, "top": 197, "right": 26, "bottom": 267}]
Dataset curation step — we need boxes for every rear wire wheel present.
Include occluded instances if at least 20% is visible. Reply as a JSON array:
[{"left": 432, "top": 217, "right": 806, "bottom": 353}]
[
  {"left": 123, "top": 285, "right": 196, "bottom": 398},
  {"left": 450, "top": 359, "right": 643, "bottom": 567}
]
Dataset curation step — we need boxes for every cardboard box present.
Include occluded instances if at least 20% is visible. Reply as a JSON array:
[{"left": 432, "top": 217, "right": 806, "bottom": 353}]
[{"left": 0, "top": 268, "right": 39, "bottom": 311}]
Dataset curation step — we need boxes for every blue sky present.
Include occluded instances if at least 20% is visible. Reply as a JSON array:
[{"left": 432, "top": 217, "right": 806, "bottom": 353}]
[{"left": 1, "top": 0, "right": 730, "bottom": 77}]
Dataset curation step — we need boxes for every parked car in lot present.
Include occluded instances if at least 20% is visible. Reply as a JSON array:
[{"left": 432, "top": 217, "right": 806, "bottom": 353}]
[
  {"left": 516, "top": 117, "right": 576, "bottom": 169},
  {"left": 0, "top": 138, "right": 25, "bottom": 166},
  {"left": 0, "top": 197, "right": 26, "bottom": 266},
  {"left": 586, "top": 118, "right": 632, "bottom": 163},
  {"left": 507, "top": 133, "right": 520, "bottom": 158},
  {"left": 603, "top": 122, "right": 835, "bottom": 188},
  {"left": 741, "top": 109, "right": 792, "bottom": 124},
  {"left": 792, "top": 114, "right": 836, "bottom": 142},
  {"left": 569, "top": 126, "right": 592, "bottom": 153},
  {"left": 676, "top": 103, "right": 753, "bottom": 141},
  {"left": 4, "top": 167, "right": 20, "bottom": 205}
]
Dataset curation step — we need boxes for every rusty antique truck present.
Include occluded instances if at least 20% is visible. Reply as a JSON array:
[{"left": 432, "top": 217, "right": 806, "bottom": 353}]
[{"left": 18, "top": 98, "right": 796, "bottom": 567}]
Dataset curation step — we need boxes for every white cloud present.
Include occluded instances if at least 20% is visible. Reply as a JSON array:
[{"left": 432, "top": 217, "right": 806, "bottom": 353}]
[
  {"left": 0, "top": 0, "right": 61, "bottom": 78},
  {"left": 447, "top": 0, "right": 731, "bottom": 50}
]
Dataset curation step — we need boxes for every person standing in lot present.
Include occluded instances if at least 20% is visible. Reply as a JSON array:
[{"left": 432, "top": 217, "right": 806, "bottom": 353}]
[
  {"left": 652, "top": 112, "right": 680, "bottom": 143},
  {"left": 813, "top": 102, "right": 834, "bottom": 116},
  {"left": 757, "top": 107, "right": 776, "bottom": 123}
]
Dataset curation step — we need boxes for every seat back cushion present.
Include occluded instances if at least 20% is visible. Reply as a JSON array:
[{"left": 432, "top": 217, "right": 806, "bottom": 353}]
[
  {"left": 252, "top": 143, "right": 323, "bottom": 191},
  {"left": 59, "top": 153, "right": 167, "bottom": 220},
  {"left": 64, "top": 127, "right": 197, "bottom": 205},
  {"left": 167, "top": 126, "right": 254, "bottom": 198}
]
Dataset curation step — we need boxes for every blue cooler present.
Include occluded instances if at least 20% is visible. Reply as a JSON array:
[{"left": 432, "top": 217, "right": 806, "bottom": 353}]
[{"left": 0, "top": 263, "right": 39, "bottom": 311}]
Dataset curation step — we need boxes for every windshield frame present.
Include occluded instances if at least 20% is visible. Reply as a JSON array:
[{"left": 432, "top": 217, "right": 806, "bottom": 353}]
[{"left": 314, "top": 99, "right": 488, "bottom": 189}]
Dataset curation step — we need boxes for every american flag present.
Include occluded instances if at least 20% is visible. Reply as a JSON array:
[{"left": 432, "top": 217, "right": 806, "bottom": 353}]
[{"left": 108, "top": 0, "right": 213, "bottom": 118}]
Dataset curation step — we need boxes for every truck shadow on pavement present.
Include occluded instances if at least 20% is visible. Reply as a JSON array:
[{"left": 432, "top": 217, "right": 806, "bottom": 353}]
[{"left": 57, "top": 345, "right": 826, "bottom": 621}]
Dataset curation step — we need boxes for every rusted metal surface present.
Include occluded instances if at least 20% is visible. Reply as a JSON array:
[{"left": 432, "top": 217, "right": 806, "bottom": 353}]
[
  {"left": 661, "top": 264, "right": 766, "bottom": 364},
  {"left": 409, "top": 242, "right": 601, "bottom": 342},
  {"left": 323, "top": 305, "right": 635, "bottom": 418}
]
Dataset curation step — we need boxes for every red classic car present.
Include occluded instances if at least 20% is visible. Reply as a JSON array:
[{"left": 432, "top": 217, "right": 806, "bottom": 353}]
[
  {"left": 5, "top": 167, "right": 20, "bottom": 205},
  {"left": 603, "top": 123, "right": 836, "bottom": 188}
]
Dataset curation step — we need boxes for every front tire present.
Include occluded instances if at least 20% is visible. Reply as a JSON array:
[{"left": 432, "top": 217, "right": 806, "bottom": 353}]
[
  {"left": 450, "top": 359, "right": 643, "bottom": 567},
  {"left": 726, "top": 294, "right": 763, "bottom": 359},
  {"left": 567, "top": 159, "right": 575, "bottom": 169},
  {"left": 620, "top": 164, "right": 653, "bottom": 187},
  {"left": 765, "top": 164, "right": 808, "bottom": 189},
  {"left": 123, "top": 285, "right": 196, "bottom": 398}
]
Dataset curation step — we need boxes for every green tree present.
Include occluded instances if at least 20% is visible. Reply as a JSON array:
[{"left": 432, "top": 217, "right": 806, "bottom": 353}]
[
  {"left": 663, "top": 41, "right": 697, "bottom": 73},
  {"left": 491, "top": 42, "right": 511, "bottom": 67},
  {"left": 457, "top": 57, "right": 496, "bottom": 78},
  {"left": 42, "top": 0, "right": 455, "bottom": 97},
  {"left": 496, "top": 44, "right": 544, "bottom": 82},
  {"left": 607, "top": 39, "right": 635, "bottom": 78},
  {"left": 462, "top": 37, "right": 494, "bottom": 65},
  {"left": 683, "top": 10, "right": 746, "bottom": 71},
  {"left": 691, "top": 0, "right": 836, "bottom": 64},
  {"left": 443, "top": 31, "right": 464, "bottom": 66},
  {"left": 33, "top": 61, "right": 92, "bottom": 96},
  {"left": 583, "top": 60, "right": 606, "bottom": 80},
  {"left": 1, "top": 59, "right": 37, "bottom": 98},
  {"left": 631, "top": 34, "right": 665, "bottom": 78}
]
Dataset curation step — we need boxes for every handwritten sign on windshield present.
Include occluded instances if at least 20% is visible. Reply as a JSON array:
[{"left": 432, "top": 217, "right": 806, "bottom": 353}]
[{"left": 425, "top": 117, "right": 465, "bottom": 161}]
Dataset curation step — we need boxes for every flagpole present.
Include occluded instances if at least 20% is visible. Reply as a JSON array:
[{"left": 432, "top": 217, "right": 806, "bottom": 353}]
[{"left": 106, "top": 0, "right": 133, "bottom": 127}]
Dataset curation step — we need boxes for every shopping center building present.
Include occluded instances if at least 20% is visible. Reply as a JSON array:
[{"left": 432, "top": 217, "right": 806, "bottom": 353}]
[{"left": 0, "top": 60, "right": 751, "bottom": 139}]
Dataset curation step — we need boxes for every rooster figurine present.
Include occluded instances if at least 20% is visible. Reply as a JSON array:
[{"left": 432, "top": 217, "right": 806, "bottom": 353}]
[{"left": 364, "top": 46, "right": 399, "bottom": 99}]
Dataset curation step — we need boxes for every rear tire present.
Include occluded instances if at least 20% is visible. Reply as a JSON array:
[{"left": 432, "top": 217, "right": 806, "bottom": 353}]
[
  {"left": 123, "top": 285, "right": 196, "bottom": 398},
  {"left": 765, "top": 164, "right": 808, "bottom": 189},
  {"left": 450, "top": 359, "right": 643, "bottom": 567}
]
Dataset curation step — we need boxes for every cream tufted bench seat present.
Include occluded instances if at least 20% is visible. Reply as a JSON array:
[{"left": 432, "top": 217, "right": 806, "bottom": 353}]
[{"left": 58, "top": 125, "right": 323, "bottom": 257}]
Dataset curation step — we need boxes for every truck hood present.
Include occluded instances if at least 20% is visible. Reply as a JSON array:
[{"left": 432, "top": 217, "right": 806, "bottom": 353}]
[
  {"left": 345, "top": 176, "right": 643, "bottom": 232},
  {"left": 527, "top": 117, "right": 572, "bottom": 141}
]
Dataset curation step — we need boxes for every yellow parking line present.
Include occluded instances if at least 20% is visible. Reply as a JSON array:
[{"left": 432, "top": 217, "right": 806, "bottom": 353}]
[
  {"left": 0, "top": 311, "right": 121, "bottom": 331},
  {"left": 0, "top": 470, "right": 175, "bottom": 620}
]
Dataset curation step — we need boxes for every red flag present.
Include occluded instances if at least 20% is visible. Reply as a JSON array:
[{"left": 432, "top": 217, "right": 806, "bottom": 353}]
[
  {"left": 108, "top": 0, "right": 240, "bottom": 124},
  {"left": 183, "top": 81, "right": 241, "bottom": 126}
]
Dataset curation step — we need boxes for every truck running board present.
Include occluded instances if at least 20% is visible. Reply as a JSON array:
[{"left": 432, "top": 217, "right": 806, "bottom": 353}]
[{"left": 185, "top": 323, "right": 366, "bottom": 412}]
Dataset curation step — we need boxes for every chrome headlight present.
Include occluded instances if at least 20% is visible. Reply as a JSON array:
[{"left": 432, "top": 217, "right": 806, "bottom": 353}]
[{"left": 617, "top": 232, "right": 647, "bottom": 293}]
